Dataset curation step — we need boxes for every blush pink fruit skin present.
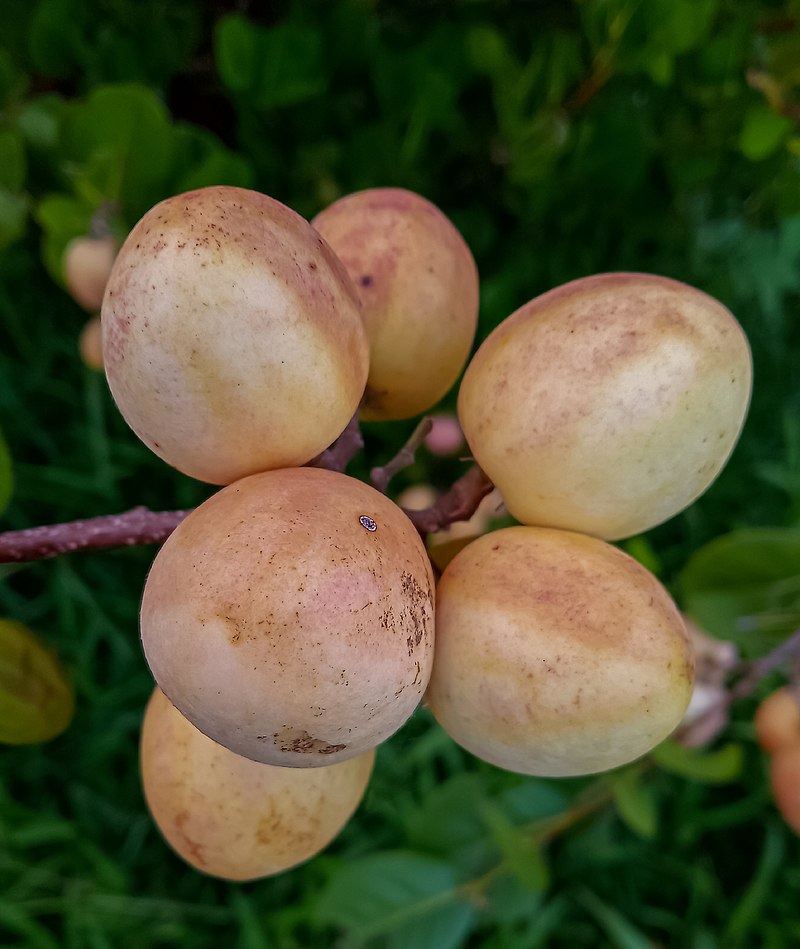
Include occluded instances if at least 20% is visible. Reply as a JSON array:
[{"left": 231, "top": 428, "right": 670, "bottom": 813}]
[
  {"left": 141, "top": 689, "right": 375, "bottom": 881},
  {"left": 102, "top": 186, "right": 369, "bottom": 484},
  {"left": 140, "top": 467, "right": 435, "bottom": 767},
  {"left": 426, "top": 526, "right": 695, "bottom": 777},
  {"left": 312, "top": 188, "right": 479, "bottom": 421},
  {"left": 458, "top": 273, "right": 753, "bottom": 541}
]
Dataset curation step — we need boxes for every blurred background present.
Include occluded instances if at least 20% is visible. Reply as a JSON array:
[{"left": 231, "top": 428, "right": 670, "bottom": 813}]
[{"left": 1, "top": 0, "right": 800, "bottom": 945}]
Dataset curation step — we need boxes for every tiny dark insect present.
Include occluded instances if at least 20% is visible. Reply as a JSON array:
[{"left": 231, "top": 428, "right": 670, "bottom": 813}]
[{"left": 359, "top": 515, "right": 377, "bottom": 532}]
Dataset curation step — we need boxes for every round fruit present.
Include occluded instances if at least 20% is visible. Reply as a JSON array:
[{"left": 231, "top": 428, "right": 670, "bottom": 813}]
[
  {"left": 63, "top": 235, "right": 117, "bottom": 311},
  {"left": 313, "top": 188, "right": 479, "bottom": 420},
  {"left": 141, "top": 689, "right": 374, "bottom": 880},
  {"left": 79, "top": 316, "right": 103, "bottom": 371},
  {"left": 458, "top": 273, "right": 752, "bottom": 540},
  {"left": 769, "top": 740, "right": 800, "bottom": 834},
  {"left": 426, "top": 526, "right": 694, "bottom": 777},
  {"left": 755, "top": 687, "right": 800, "bottom": 755},
  {"left": 424, "top": 413, "right": 466, "bottom": 457},
  {"left": 102, "top": 186, "right": 369, "bottom": 484},
  {"left": 140, "top": 467, "right": 435, "bottom": 766}
]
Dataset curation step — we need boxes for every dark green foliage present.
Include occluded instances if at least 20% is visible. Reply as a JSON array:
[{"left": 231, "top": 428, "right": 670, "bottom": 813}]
[{"left": 1, "top": 0, "right": 800, "bottom": 945}]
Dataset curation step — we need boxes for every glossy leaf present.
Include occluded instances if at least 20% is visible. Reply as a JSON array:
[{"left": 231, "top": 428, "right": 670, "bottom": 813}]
[{"left": 0, "top": 619, "right": 74, "bottom": 745}]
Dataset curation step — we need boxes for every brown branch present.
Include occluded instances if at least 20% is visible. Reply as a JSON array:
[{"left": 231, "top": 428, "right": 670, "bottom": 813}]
[
  {"left": 403, "top": 464, "right": 494, "bottom": 534},
  {"left": 676, "top": 628, "right": 800, "bottom": 747},
  {"left": 370, "top": 417, "right": 433, "bottom": 493},
  {"left": 308, "top": 412, "right": 364, "bottom": 472},
  {"left": 0, "top": 416, "right": 364, "bottom": 564},
  {"left": 0, "top": 508, "right": 191, "bottom": 564}
]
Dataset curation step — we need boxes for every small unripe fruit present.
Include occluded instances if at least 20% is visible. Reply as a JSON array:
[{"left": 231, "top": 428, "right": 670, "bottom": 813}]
[
  {"left": 424, "top": 414, "right": 466, "bottom": 457},
  {"left": 769, "top": 740, "right": 800, "bottom": 834},
  {"left": 102, "top": 186, "right": 369, "bottom": 484},
  {"left": 427, "top": 526, "right": 694, "bottom": 777},
  {"left": 141, "top": 689, "right": 374, "bottom": 880},
  {"left": 79, "top": 317, "right": 104, "bottom": 371},
  {"left": 458, "top": 273, "right": 752, "bottom": 540},
  {"left": 63, "top": 236, "right": 117, "bottom": 311},
  {"left": 755, "top": 688, "right": 800, "bottom": 755},
  {"left": 313, "top": 188, "right": 479, "bottom": 420},
  {"left": 141, "top": 467, "right": 435, "bottom": 766}
]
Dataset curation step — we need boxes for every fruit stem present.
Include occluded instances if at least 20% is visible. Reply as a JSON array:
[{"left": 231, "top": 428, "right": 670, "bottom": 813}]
[{"left": 370, "top": 417, "right": 433, "bottom": 493}]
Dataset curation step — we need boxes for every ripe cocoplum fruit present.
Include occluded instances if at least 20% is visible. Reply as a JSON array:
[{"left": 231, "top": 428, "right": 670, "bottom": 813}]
[
  {"left": 756, "top": 688, "right": 800, "bottom": 754},
  {"left": 79, "top": 316, "right": 103, "bottom": 371},
  {"left": 141, "top": 689, "right": 374, "bottom": 880},
  {"left": 140, "top": 467, "right": 435, "bottom": 766},
  {"left": 769, "top": 740, "right": 800, "bottom": 834},
  {"left": 313, "top": 188, "right": 479, "bottom": 420},
  {"left": 102, "top": 186, "right": 368, "bottom": 483},
  {"left": 458, "top": 273, "right": 752, "bottom": 540},
  {"left": 63, "top": 235, "right": 117, "bottom": 310},
  {"left": 426, "top": 526, "right": 695, "bottom": 776}
]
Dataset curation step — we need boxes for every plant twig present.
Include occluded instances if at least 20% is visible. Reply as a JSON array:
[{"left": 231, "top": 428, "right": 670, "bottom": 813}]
[
  {"left": 0, "top": 508, "right": 191, "bottom": 563},
  {"left": 308, "top": 412, "right": 364, "bottom": 472},
  {"left": 0, "top": 417, "right": 364, "bottom": 564},
  {"left": 403, "top": 464, "right": 494, "bottom": 534},
  {"left": 0, "top": 423, "right": 493, "bottom": 561},
  {"left": 370, "top": 417, "right": 433, "bottom": 493},
  {"left": 676, "top": 628, "right": 800, "bottom": 747}
]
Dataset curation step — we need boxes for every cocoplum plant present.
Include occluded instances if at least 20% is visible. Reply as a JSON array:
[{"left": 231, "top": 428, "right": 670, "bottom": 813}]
[{"left": 0, "top": 183, "right": 766, "bottom": 879}]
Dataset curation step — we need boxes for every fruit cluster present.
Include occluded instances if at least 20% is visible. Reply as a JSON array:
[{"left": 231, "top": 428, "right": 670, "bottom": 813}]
[{"left": 99, "top": 185, "right": 753, "bottom": 880}]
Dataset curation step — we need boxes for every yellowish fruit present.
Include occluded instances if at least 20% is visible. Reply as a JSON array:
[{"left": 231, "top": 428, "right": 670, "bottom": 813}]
[
  {"left": 458, "top": 273, "right": 752, "bottom": 540},
  {"left": 426, "top": 526, "right": 694, "bottom": 777},
  {"left": 141, "top": 689, "right": 374, "bottom": 880},
  {"left": 141, "top": 467, "right": 435, "bottom": 766},
  {"left": 79, "top": 316, "right": 103, "bottom": 371},
  {"left": 313, "top": 188, "right": 479, "bottom": 420},
  {"left": 102, "top": 186, "right": 368, "bottom": 484},
  {"left": 769, "top": 740, "right": 800, "bottom": 834},
  {"left": 755, "top": 688, "right": 800, "bottom": 755},
  {"left": 63, "top": 235, "right": 117, "bottom": 311}
]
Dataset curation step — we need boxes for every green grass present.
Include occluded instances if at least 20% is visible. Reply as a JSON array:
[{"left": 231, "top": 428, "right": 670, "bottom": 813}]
[{"left": 2, "top": 1, "right": 800, "bottom": 944}]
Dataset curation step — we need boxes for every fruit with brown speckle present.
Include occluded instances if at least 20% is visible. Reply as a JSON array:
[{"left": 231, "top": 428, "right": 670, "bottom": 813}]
[
  {"left": 426, "top": 526, "right": 694, "bottom": 776},
  {"left": 102, "top": 186, "right": 369, "bottom": 484},
  {"left": 458, "top": 273, "right": 752, "bottom": 540},
  {"left": 141, "top": 689, "right": 374, "bottom": 880},
  {"left": 313, "top": 188, "right": 479, "bottom": 420},
  {"left": 140, "top": 467, "right": 435, "bottom": 766}
]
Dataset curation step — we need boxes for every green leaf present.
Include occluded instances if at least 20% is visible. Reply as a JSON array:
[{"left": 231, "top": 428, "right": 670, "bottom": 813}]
[
  {"left": 214, "top": 14, "right": 259, "bottom": 94},
  {"left": 0, "top": 188, "right": 28, "bottom": 250},
  {"left": 315, "top": 851, "right": 474, "bottom": 948},
  {"left": 34, "top": 192, "right": 93, "bottom": 283},
  {"left": 0, "top": 619, "right": 74, "bottom": 745},
  {"left": 61, "top": 84, "right": 174, "bottom": 216},
  {"left": 0, "top": 127, "right": 26, "bottom": 191},
  {"left": 724, "top": 824, "right": 785, "bottom": 943},
  {"left": 651, "top": 741, "right": 743, "bottom": 784},
  {"left": 739, "top": 106, "right": 793, "bottom": 161},
  {"left": 255, "top": 23, "right": 325, "bottom": 109},
  {"left": 680, "top": 528, "right": 800, "bottom": 644},
  {"left": 406, "top": 773, "right": 488, "bottom": 856},
  {"left": 28, "top": 0, "right": 79, "bottom": 77},
  {"left": 611, "top": 768, "right": 658, "bottom": 840},
  {"left": 481, "top": 803, "right": 549, "bottom": 891},
  {"left": 577, "top": 889, "right": 652, "bottom": 949},
  {"left": 0, "top": 429, "right": 12, "bottom": 515}
]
